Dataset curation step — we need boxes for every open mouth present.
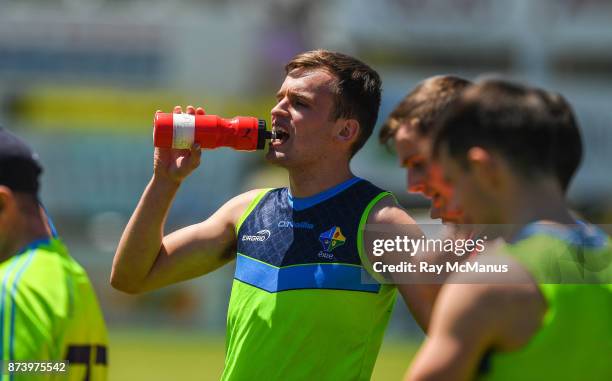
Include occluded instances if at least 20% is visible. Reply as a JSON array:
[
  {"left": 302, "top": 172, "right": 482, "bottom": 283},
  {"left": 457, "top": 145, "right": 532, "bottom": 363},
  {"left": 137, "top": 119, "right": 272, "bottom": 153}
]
[{"left": 272, "top": 125, "right": 290, "bottom": 145}]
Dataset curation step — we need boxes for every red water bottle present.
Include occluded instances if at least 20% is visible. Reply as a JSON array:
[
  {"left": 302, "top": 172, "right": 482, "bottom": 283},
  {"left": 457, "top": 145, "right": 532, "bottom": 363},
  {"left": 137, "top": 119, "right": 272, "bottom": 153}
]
[{"left": 153, "top": 111, "right": 274, "bottom": 151}]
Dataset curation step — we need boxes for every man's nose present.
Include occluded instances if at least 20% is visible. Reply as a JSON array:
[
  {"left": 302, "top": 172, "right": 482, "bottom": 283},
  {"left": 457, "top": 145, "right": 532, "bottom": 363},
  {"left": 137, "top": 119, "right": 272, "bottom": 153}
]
[{"left": 271, "top": 98, "right": 289, "bottom": 116}]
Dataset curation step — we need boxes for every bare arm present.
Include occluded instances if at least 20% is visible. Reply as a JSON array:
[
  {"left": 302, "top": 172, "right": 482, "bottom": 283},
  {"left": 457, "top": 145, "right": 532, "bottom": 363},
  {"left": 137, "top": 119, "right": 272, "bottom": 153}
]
[
  {"left": 407, "top": 283, "right": 498, "bottom": 381},
  {"left": 364, "top": 195, "right": 436, "bottom": 332},
  {"left": 110, "top": 105, "right": 260, "bottom": 294},
  {"left": 111, "top": 179, "right": 260, "bottom": 293},
  {"left": 406, "top": 262, "right": 545, "bottom": 381}
]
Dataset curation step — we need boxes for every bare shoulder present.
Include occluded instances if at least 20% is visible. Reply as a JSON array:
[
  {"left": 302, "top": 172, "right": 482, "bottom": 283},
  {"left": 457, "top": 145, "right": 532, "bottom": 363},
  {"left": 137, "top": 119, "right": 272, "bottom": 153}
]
[
  {"left": 437, "top": 257, "right": 546, "bottom": 350},
  {"left": 364, "top": 193, "right": 422, "bottom": 251},
  {"left": 167, "top": 188, "right": 271, "bottom": 260},
  {"left": 442, "top": 256, "right": 542, "bottom": 310},
  {"left": 366, "top": 193, "right": 417, "bottom": 225},
  {"left": 226, "top": 188, "right": 270, "bottom": 211},
  {"left": 222, "top": 188, "right": 271, "bottom": 228}
]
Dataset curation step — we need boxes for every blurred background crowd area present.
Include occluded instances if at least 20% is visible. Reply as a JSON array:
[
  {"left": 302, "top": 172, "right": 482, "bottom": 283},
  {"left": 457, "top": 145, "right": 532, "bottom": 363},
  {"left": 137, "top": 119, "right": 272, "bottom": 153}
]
[{"left": 1, "top": 0, "right": 611, "bottom": 378}]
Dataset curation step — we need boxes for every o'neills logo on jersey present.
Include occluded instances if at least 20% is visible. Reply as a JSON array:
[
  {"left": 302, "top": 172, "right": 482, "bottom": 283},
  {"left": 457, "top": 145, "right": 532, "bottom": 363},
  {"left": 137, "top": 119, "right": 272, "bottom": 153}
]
[
  {"left": 278, "top": 220, "right": 314, "bottom": 230},
  {"left": 242, "top": 229, "right": 271, "bottom": 242}
]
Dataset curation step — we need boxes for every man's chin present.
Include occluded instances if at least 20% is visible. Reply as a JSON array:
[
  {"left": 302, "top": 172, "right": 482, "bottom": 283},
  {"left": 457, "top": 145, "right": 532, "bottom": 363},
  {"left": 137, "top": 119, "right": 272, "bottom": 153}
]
[
  {"left": 265, "top": 149, "right": 290, "bottom": 166},
  {"left": 429, "top": 207, "right": 442, "bottom": 221}
]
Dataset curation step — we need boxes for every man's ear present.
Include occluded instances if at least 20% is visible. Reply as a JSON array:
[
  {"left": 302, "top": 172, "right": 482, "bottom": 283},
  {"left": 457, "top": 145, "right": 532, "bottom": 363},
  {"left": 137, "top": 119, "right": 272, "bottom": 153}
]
[
  {"left": 467, "top": 147, "right": 503, "bottom": 189},
  {"left": 0, "top": 186, "right": 13, "bottom": 214},
  {"left": 336, "top": 118, "right": 360, "bottom": 142},
  {"left": 409, "top": 117, "right": 420, "bottom": 131},
  {"left": 467, "top": 147, "right": 490, "bottom": 166}
]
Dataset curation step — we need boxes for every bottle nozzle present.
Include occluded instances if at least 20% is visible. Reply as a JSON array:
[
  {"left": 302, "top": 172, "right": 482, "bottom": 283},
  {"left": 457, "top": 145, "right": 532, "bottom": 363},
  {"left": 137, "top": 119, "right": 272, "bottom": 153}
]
[
  {"left": 256, "top": 119, "right": 273, "bottom": 150},
  {"left": 263, "top": 130, "right": 276, "bottom": 140}
]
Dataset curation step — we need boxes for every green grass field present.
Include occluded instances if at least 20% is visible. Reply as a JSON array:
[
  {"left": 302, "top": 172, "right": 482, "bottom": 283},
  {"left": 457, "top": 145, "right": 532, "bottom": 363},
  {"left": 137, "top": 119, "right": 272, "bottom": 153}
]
[{"left": 109, "top": 329, "right": 419, "bottom": 380}]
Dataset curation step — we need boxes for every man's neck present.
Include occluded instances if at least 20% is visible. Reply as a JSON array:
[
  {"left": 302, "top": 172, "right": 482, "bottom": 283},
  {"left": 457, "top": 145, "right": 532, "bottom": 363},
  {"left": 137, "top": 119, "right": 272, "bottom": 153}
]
[
  {"left": 0, "top": 212, "right": 50, "bottom": 263},
  {"left": 287, "top": 161, "right": 354, "bottom": 198},
  {"left": 502, "top": 180, "right": 575, "bottom": 240}
]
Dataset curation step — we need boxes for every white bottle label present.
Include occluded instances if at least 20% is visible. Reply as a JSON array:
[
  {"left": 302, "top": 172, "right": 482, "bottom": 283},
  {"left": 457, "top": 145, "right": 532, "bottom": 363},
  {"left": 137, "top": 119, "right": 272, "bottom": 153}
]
[{"left": 172, "top": 114, "right": 196, "bottom": 149}]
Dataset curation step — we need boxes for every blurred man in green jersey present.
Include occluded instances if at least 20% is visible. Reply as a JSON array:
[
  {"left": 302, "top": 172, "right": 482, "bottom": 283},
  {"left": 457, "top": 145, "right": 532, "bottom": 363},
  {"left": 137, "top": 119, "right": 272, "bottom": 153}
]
[
  {"left": 0, "top": 127, "right": 108, "bottom": 380},
  {"left": 407, "top": 79, "right": 612, "bottom": 381}
]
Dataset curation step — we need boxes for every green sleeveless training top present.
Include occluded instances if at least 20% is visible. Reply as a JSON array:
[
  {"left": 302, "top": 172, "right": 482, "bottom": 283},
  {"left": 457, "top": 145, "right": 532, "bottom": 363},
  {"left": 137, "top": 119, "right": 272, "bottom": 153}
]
[
  {"left": 0, "top": 238, "right": 108, "bottom": 380},
  {"left": 477, "top": 222, "right": 612, "bottom": 381},
  {"left": 222, "top": 179, "right": 398, "bottom": 381}
]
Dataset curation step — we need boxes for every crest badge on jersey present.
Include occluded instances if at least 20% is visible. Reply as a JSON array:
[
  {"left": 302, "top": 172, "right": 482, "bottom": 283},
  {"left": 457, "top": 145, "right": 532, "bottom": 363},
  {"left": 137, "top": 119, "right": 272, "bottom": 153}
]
[{"left": 318, "top": 226, "right": 346, "bottom": 259}]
